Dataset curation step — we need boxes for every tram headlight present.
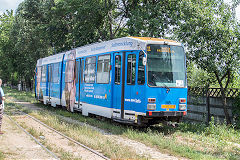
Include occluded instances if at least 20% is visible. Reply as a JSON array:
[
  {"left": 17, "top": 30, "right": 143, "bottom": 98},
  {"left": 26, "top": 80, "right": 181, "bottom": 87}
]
[
  {"left": 147, "top": 104, "right": 156, "bottom": 110},
  {"left": 179, "top": 104, "right": 186, "bottom": 110}
]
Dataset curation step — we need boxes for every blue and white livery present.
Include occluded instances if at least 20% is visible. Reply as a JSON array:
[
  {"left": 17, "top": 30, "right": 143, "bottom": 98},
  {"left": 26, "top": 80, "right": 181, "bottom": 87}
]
[{"left": 35, "top": 37, "right": 187, "bottom": 126}]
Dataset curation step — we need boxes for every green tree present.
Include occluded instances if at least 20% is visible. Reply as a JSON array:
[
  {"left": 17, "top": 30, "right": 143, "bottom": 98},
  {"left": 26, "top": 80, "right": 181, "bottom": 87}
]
[
  {"left": 0, "top": 10, "right": 15, "bottom": 84},
  {"left": 126, "top": 0, "right": 181, "bottom": 38},
  {"left": 177, "top": 0, "right": 240, "bottom": 124},
  {"left": 9, "top": 0, "right": 54, "bottom": 89}
]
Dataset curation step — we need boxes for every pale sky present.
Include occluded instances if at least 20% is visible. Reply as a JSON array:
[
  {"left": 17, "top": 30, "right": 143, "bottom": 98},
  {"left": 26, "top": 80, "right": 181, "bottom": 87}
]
[
  {"left": 0, "top": 0, "right": 240, "bottom": 20},
  {"left": 0, "top": 0, "right": 24, "bottom": 15}
]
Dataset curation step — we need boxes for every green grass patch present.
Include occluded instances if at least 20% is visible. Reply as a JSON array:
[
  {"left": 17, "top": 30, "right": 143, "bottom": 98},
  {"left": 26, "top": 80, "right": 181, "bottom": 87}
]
[
  {"left": 31, "top": 111, "right": 143, "bottom": 159},
  {"left": 4, "top": 87, "right": 240, "bottom": 159},
  {"left": 4, "top": 96, "right": 143, "bottom": 159},
  {"left": 0, "top": 151, "right": 4, "bottom": 160}
]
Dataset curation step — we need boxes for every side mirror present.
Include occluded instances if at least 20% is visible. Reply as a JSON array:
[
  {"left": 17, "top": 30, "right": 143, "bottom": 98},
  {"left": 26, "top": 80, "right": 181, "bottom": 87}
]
[{"left": 142, "top": 57, "right": 147, "bottom": 66}]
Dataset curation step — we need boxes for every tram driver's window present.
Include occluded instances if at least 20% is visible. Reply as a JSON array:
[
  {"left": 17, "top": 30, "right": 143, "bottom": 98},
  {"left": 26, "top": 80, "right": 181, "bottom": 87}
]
[
  {"left": 127, "top": 54, "right": 136, "bottom": 85},
  {"left": 138, "top": 52, "right": 145, "bottom": 85},
  {"left": 115, "top": 55, "right": 121, "bottom": 84}
]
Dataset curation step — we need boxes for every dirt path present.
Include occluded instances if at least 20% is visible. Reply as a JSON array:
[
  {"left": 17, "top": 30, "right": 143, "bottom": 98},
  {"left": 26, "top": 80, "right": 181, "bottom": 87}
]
[{"left": 0, "top": 116, "right": 54, "bottom": 160}]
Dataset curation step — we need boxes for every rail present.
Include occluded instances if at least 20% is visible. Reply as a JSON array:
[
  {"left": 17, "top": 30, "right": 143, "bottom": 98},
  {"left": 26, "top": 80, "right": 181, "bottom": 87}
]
[{"left": 6, "top": 110, "right": 110, "bottom": 160}]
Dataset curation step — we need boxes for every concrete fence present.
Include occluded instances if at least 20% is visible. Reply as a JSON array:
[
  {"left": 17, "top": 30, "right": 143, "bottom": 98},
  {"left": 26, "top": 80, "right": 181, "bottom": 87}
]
[
  {"left": 184, "top": 87, "right": 239, "bottom": 124},
  {"left": 184, "top": 95, "right": 234, "bottom": 123}
]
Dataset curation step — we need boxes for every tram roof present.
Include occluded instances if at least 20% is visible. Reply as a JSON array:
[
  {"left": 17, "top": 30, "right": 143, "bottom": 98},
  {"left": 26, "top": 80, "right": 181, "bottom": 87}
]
[
  {"left": 75, "top": 37, "right": 181, "bottom": 58},
  {"left": 37, "top": 37, "right": 182, "bottom": 66},
  {"left": 37, "top": 52, "right": 65, "bottom": 66}
]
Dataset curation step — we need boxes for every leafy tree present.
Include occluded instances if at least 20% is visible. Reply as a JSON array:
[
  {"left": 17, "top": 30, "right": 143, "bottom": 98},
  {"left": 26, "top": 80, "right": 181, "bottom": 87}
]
[
  {"left": 187, "top": 62, "right": 215, "bottom": 88},
  {"left": 177, "top": 0, "right": 240, "bottom": 124},
  {"left": 126, "top": 0, "right": 181, "bottom": 38},
  {"left": 9, "top": 0, "right": 54, "bottom": 89},
  {"left": 0, "top": 10, "right": 15, "bottom": 84}
]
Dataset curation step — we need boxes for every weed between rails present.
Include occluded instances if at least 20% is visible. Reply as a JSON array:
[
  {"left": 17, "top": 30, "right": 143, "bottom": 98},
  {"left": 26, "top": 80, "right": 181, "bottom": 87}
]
[
  {"left": 15, "top": 116, "right": 84, "bottom": 160},
  {"left": 4, "top": 102, "right": 142, "bottom": 158},
  {"left": 31, "top": 112, "right": 142, "bottom": 159},
  {"left": 4, "top": 87, "right": 240, "bottom": 159}
]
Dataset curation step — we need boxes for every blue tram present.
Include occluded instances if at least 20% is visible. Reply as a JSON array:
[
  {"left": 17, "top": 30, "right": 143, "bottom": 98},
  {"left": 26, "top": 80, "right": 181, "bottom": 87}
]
[{"left": 35, "top": 37, "right": 187, "bottom": 125}]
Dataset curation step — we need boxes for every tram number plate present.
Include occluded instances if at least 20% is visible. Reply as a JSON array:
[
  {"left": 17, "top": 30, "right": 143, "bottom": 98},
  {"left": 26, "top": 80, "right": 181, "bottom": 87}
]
[{"left": 161, "top": 105, "right": 176, "bottom": 109}]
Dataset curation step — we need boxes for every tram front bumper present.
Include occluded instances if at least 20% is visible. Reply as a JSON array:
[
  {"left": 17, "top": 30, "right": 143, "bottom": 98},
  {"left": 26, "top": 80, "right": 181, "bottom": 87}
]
[{"left": 146, "top": 111, "right": 187, "bottom": 117}]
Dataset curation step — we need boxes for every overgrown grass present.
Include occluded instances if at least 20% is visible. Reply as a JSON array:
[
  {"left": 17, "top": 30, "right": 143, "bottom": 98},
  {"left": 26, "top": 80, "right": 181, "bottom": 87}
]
[
  {"left": 5, "top": 100, "right": 144, "bottom": 159},
  {"left": 4, "top": 87, "right": 36, "bottom": 103},
  {"left": 21, "top": 122, "right": 82, "bottom": 160},
  {"left": 31, "top": 111, "right": 143, "bottom": 159},
  {"left": 4, "top": 87, "right": 240, "bottom": 159},
  {"left": 0, "top": 152, "right": 4, "bottom": 160}
]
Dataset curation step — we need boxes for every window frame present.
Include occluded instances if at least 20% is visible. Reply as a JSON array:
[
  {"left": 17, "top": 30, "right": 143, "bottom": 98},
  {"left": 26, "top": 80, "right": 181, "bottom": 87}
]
[
  {"left": 48, "top": 64, "right": 53, "bottom": 82},
  {"left": 127, "top": 54, "right": 136, "bottom": 85},
  {"left": 81, "top": 60, "right": 84, "bottom": 83},
  {"left": 114, "top": 55, "right": 121, "bottom": 85},
  {"left": 75, "top": 60, "right": 80, "bottom": 83},
  {"left": 137, "top": 52, "right": 145, "bottom": 85},
  {"left": 52, "top": 63, "right": 60, "bottom": 83},
  {"left": 84, "top": 56, "right": 96, "bottom": 83},
  {"left": 41, "top": 65, "right": 47, "bottom": 83},
  {"left": 37, "top": 66, "right": 42, "bottom": 83},
  {"left": 65, "top": 60, "right": 75, "bottom": 83},
  {"left": 97, "top": 54, "right": 111, "bottom": 84}
]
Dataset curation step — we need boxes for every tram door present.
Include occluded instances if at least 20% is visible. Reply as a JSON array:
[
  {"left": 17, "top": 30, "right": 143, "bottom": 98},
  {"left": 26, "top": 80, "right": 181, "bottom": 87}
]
[
  {"left": 113, "top": 52, "right": 123, "bottom": 118},
  {"left": 113, "top": 51, "right": 136, "bottom": 120},
  {"left": 48, "top": 64, "right": 52, "bottom": 102},
  {"left": 124, "top": 52, "right": 137, "bottom": 117},
  {"left": 75, "top": 58, "right": 83, "bottom": 110},
  {"left": 36, "top": 66, "right": 42, "bottom": 100}
]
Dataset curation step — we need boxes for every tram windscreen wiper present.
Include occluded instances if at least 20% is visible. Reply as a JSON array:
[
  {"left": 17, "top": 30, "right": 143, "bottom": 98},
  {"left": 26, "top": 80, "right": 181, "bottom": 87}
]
[{"left": 152, "top": 74, "right": 170, "bottom": 92}]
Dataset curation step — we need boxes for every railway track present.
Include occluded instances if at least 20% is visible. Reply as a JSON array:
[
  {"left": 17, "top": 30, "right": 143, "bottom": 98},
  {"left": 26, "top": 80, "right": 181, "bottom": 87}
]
[{"left": 6, "top": 109, "right": 110, "bottom": 160}]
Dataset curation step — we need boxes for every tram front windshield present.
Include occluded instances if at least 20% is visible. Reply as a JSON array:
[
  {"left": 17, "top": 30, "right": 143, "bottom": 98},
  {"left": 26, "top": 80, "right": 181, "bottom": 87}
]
[{"left": 147, "top": 44, "right": 186, "bottom": 87}]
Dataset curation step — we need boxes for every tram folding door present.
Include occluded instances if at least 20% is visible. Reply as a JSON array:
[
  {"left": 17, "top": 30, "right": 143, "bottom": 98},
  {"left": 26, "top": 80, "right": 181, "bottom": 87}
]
[
  {"left": 113, "top": 52, "right": 123, "bottom": 118},
  {"left": 48, "top": 64, "right": 52, "bottom": 103},
  {"left": 113, "top": 51, "right": 137, "bottom": 120},
  {"left": 75, "top": 58, "right": 83, "bottom": 110},
  {"left": 36, "top": 67, "right": 42, "bottom": 100}
]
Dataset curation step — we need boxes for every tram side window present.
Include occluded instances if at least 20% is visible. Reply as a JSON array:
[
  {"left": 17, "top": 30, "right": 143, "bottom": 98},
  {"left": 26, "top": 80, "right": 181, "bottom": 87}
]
[
  {"left": 52, "top": 63, "right": 60, "bottom": 83},
  {"left": 138, "top": 52, "right": 145, "bottom": 85},
  {"left": 97, "top": 55, "right": 110, "bottom": 84},
  {"left": 41, "top": 65, "right": 47, "bottom": 82},
  {"left": 65, "top": 60, "right": 75, "bottom": 83},
  {"left": 127, "top": 54, "right": 136, "bottom": 85},
  {"left": 75, "top": 61, "right": 79, "bottom": 83},
  {"left": 115, "top": 55, "right": 121, "bottom": 84},
  {"left": 81, "top": 60, "right": 84, "bottom": 83},
  {"left": 84, "top": 57, "right": 96, "bottom": 83},
  {"left": 48, "top": 65, "right": 53, "bottom": 82},
  {"left": 37, "top": 67, "right": 42, "bottom": 83}
]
